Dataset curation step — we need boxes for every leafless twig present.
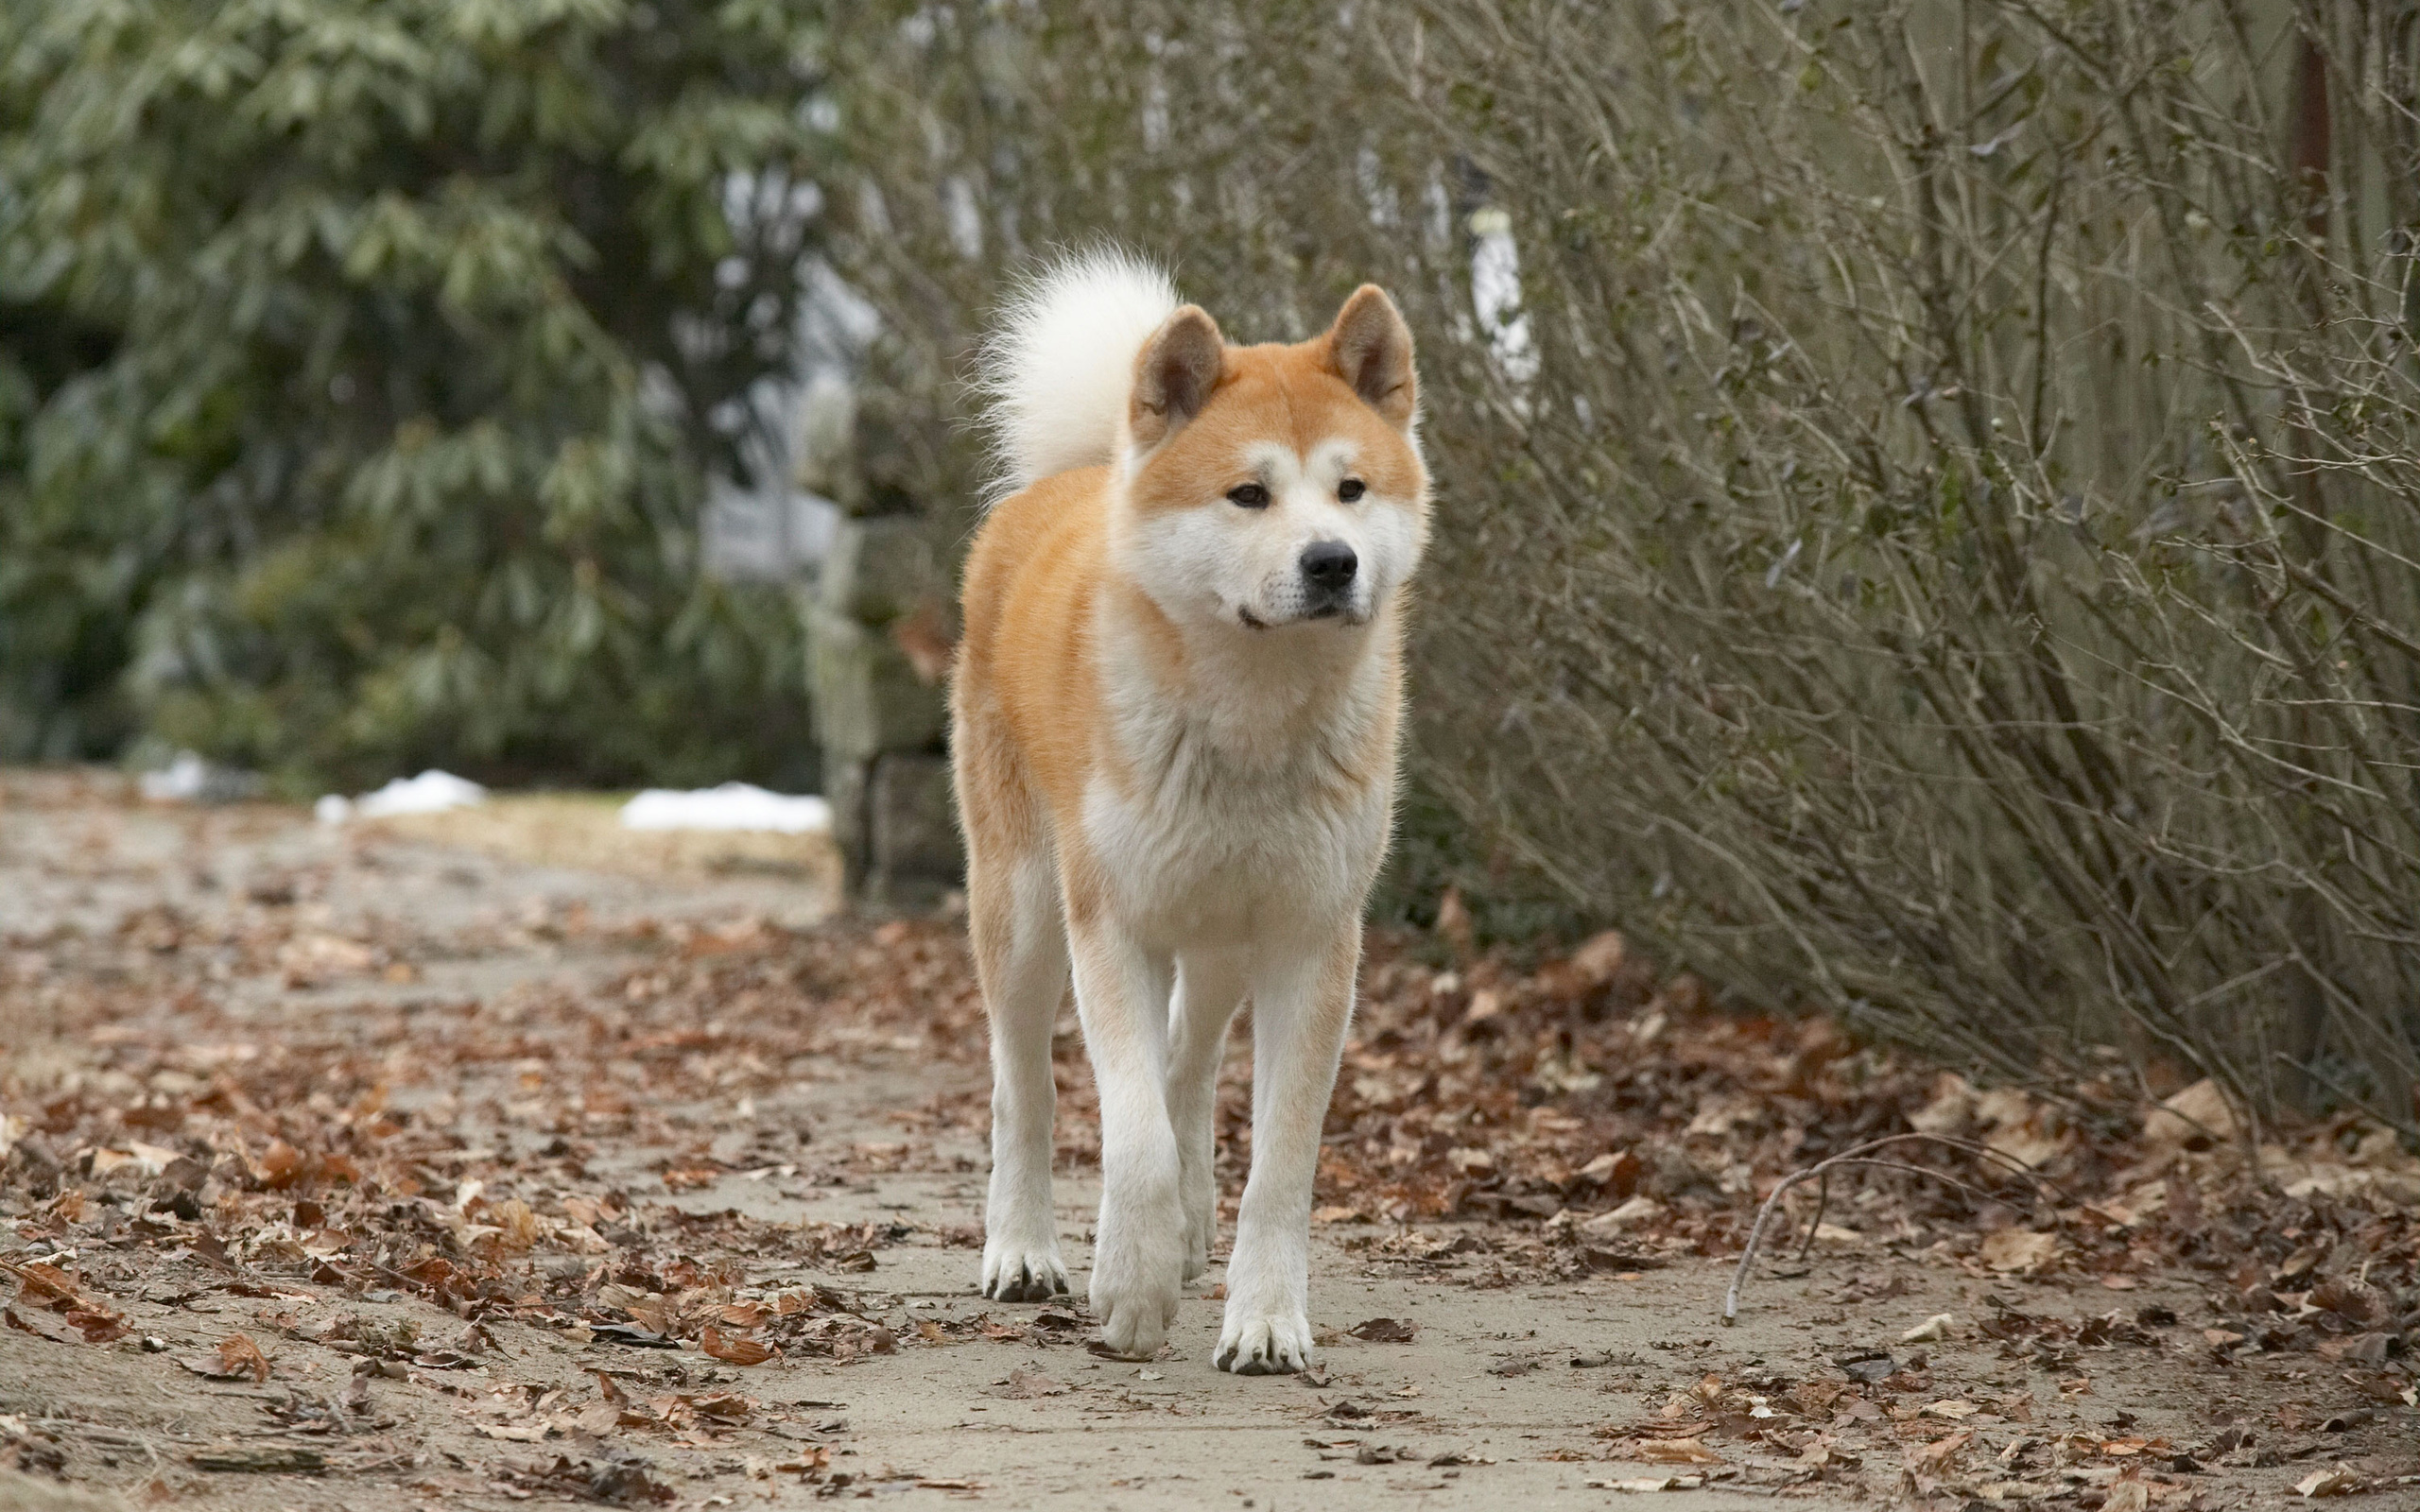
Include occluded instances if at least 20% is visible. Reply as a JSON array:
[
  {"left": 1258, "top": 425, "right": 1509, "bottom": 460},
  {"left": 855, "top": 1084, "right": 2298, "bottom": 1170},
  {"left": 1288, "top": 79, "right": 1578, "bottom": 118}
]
[
  {"left": 827, "top": 0, "right": 2420, "bottom": 1128},
  {"left": 1721, "top": 1133, "right": 2069, "bottom": 1327}
]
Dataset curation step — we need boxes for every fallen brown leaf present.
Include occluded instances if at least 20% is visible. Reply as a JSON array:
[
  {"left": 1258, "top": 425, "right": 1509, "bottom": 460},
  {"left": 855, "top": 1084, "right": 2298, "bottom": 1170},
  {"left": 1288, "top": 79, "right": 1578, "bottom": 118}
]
[
  {"left": 699, "top": 1326, "right": 772, "bottom": 1366},
  {"left": 1633, "top": 1438, "right": 1720, "bottom": 1466},
  {"left": 180, "top": 1333, "right": 269, "bottom": 1383},
  {"left": 1906, "top": 1432, "right": 1973, "bottom": 1475},
  {"left": 1979, "top": 1229, "right": 2060, "bottom": 1274},
  {"left": 2294, "top": 1466, "right": 2366, "bottom": 1499}
]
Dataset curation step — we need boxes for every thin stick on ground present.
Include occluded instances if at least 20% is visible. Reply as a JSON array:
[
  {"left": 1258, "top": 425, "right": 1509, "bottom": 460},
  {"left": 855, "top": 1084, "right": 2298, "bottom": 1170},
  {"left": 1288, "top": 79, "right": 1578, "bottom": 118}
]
[
  {"left": 1721, "top": 1133, "right": 2070, "bottom": 1327},
  {"left": 1796, "top": 1169, "right": 1832, "bottom": 1263}
]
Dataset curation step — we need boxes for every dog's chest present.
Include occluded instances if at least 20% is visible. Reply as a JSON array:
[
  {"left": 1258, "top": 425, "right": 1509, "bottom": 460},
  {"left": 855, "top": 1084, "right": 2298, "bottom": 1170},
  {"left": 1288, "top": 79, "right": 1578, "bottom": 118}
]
[{"left": 1080, "top": 713, "right": 1387, "bottom": 947}]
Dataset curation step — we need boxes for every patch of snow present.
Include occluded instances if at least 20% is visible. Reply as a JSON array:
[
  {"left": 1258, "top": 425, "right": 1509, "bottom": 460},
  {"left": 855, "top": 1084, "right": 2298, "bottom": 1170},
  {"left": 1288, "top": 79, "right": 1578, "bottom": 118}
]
[
  {"left": 140, "top": 751, "right": 261, "bottom": 804},
  {"left": 619, "top": 783, "right": 831, "bottom": 834},
  {"left": 318, "top": 770, "right": 488, "bottom": 825},
  {"left": 1469, "top": 206, "right": 1538, "bottom": 387},
  {"left": 141, "top": 752, "right": 211, "bottom": 802}
]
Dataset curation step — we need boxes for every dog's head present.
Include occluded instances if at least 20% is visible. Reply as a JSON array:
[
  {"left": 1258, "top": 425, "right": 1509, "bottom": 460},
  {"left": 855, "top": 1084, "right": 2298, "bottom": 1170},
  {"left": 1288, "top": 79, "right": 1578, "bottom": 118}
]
[{"left": 1113, "top": 286, "right": 1429, "bottom": 635}]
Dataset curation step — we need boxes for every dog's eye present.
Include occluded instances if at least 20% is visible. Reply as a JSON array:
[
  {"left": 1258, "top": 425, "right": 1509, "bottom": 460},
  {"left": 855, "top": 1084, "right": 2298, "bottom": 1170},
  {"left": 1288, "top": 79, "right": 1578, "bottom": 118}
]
[
  {"left": 1338, "top": 478, "right": 1366, "bottom": 503},
  {"left": 1227, "top": 483, "right": 1270, "bottom": 508}
]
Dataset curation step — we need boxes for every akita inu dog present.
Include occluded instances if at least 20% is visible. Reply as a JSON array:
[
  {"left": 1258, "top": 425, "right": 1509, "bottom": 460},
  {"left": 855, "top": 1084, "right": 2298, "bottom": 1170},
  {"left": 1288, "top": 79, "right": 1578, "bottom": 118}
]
[{"left": 951, "top": 249, "right": 1428, "bottom": 1372}]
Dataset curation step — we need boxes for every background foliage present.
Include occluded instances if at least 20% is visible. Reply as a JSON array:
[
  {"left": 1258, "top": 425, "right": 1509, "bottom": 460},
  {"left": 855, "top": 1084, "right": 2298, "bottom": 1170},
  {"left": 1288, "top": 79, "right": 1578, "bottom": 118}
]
[
  {"left": 822, "top": 0, "right": 2420, "bottom": 1127},
  {"left": 0, "top": 0, "right": 826, "bottom": 789}
]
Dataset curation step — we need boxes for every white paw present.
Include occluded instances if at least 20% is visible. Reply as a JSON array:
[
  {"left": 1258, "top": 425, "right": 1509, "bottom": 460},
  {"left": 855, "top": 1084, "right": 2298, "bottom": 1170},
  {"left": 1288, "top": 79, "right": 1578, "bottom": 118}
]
[
  {"left": 1087, "top": 1203, "right": 1184, "bottom": 1359},
  {"left": 1214, "top": 1304, "right": 1312, "bottom": 1376},
  {"left": 980, "top": 1236, "right": 1069, "bottom": 1303}
]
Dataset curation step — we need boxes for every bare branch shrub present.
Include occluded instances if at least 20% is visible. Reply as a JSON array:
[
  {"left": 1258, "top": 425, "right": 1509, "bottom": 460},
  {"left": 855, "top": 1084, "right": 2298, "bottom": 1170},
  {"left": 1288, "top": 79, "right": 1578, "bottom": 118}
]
[{"left": 824, "top": 0, "right": 2420, "bottom": 1126}]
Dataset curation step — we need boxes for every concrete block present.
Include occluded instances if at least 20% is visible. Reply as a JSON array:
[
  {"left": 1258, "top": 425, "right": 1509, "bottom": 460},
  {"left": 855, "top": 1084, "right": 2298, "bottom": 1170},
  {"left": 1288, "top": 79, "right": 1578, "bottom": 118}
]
[
  {"left": 823, "top": 755, "right": 872, "bottom": 882},
  {"left": 821, "top": 514, "right": 950, "bottom": 628},
  {"left": 870, "top": 752, "right": 961, "bottom": 887},
  {"left": 806, "top": 607, "right": 947, "bottom": 763}
]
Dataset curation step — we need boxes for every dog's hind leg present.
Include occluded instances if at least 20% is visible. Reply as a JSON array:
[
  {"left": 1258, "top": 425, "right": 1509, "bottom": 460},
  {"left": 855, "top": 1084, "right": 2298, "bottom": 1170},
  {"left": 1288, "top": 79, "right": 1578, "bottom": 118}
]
[
  {"left": 971, "top": 846, "right": 1072, "bottom": 1302},
  {"left": 1217, "top": 922, "right": 1360, "bottom": 1375},
  {"left": 1166, "top": 952, "right": 1246, "bottom": 1282}
]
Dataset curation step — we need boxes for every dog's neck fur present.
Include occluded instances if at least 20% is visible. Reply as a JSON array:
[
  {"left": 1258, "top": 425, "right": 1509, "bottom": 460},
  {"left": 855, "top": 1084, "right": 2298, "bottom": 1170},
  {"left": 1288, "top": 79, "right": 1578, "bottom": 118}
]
[{"left": 1096, "top": 576, "right": 1395, "bottom": 798}]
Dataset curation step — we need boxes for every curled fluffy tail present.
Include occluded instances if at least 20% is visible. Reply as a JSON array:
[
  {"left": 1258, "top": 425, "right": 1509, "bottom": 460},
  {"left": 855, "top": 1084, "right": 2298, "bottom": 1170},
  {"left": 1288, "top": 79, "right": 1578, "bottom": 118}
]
[{"left": 978, "top": 247, "right": 1179, "bottom": 499}]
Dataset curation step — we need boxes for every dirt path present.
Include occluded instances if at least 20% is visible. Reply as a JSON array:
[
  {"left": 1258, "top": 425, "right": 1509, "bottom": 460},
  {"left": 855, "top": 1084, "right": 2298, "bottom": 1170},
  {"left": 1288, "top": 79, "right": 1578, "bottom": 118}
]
[{"left": 2, "top": 770, "right": 2411, "bottom": 1510}]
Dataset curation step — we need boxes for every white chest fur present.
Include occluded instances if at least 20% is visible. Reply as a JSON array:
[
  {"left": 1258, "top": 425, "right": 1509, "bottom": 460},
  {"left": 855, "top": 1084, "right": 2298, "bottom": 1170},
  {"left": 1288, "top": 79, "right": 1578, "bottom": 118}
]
[{"left": 1079, "top": 607, "right": 1397, "bottom": 952}]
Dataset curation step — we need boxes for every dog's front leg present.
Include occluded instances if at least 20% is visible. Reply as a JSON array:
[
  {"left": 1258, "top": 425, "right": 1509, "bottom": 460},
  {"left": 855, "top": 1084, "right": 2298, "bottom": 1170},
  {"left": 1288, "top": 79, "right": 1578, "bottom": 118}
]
[
  {"left": 1167, "top": 952, "right": 1246, "bottom": 1281},
  {"left": 1217, "top": 924, "right": 1359, "bottom": 1375},
  {"left": 1066, "top": 908, "right": 1184, "bottom": 1359}
]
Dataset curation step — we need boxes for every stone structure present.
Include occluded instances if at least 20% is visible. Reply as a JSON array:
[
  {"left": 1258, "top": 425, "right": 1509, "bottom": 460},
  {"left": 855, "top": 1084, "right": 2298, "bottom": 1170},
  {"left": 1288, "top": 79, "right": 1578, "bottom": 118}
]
[{"left": 794, "top": 378, "right": 963, "bottom": 905}]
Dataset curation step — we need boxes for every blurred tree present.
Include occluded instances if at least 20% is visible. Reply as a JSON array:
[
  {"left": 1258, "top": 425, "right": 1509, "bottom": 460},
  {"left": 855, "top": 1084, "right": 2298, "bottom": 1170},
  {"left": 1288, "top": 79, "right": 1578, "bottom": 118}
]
[{"left": 0, "top": 0, "right": 831, "bottom": 789}]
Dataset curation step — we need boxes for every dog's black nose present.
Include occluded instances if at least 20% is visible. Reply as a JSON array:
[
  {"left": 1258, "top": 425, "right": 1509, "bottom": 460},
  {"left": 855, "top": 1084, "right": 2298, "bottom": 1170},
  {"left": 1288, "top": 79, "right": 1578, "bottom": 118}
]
[{"left": 1300, "top": 541, "right": 1357, "bottom": 589}]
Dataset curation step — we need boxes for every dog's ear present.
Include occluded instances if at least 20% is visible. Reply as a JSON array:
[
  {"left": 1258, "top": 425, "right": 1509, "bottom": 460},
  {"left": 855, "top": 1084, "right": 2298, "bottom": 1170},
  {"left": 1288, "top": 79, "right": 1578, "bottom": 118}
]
[
  {"left": 1130, "top": 305, "right": 1225, "bottom": 453},
  {"left": 1324, "top": 285, "right": 1416, "bottom": 431}
]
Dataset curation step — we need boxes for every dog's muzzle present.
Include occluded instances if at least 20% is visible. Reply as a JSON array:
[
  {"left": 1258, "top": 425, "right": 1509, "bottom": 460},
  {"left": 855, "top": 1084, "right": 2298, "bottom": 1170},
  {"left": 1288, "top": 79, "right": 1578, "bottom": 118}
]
[{"left": 1237, "top": 541, "right": 1369, "bottom": 629}]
